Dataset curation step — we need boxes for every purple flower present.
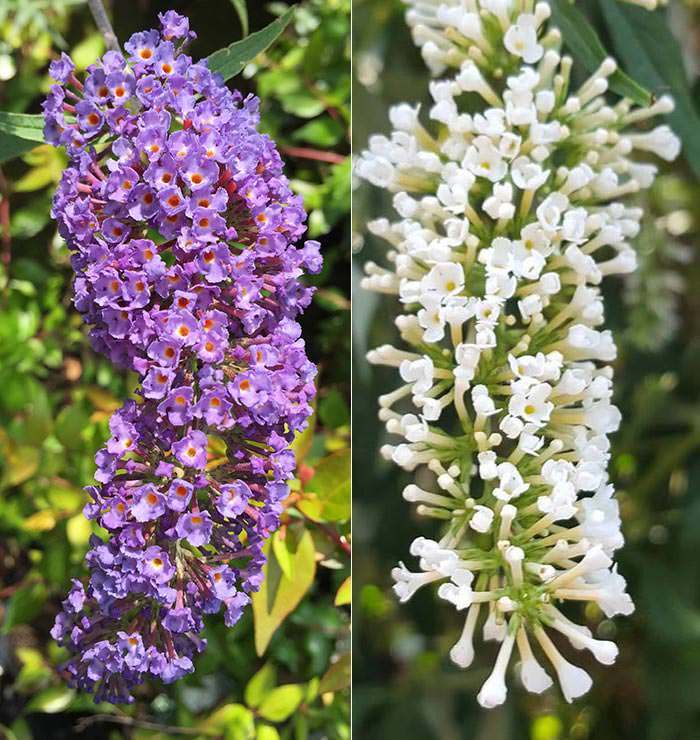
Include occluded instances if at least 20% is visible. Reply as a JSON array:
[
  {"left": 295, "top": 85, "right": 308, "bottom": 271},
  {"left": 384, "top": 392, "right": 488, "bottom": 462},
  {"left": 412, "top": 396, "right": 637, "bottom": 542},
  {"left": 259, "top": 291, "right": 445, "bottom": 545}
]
[
  {"left": 172, "top": 430, "right": 208, "bottom": 469},
  {"left": 216, "top": 480, "right": 251, "bottom": 518},
  {"left": 158, "top": 11, "right": 195, "bottom": 41},
  {"left": 131, "top": 485, "right": 166, "bottom": 521},
  {"left": 209, "top": 566, "right": 237, "bottom": 599},
  {"left": 46, "top": 8, "right": 321, "bottom": 704},
  {"left": 140, "top": 546, "right": 176, "bottom": 583},
  {"left": 49, "top": 52, "right": 75, "bottom": 83},
  {"left": 175, "top": 510, "right": 213, "bottom": 546},
  {"left": 166, "top": 479, "right": 193, "bottom": 512},
  {"left": 158, "top": 385, "right": 195, "bottom": 425}
]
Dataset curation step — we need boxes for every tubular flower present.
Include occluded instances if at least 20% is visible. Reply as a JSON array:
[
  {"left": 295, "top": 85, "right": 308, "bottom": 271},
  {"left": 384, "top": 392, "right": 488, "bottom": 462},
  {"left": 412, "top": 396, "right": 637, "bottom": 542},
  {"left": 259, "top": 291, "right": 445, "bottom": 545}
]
[
  {"left": 356, "top": 0, "right": 679, "bottom": 707},
  {"left": 45, "top": 12, "right": 321, "bottom": 703}
]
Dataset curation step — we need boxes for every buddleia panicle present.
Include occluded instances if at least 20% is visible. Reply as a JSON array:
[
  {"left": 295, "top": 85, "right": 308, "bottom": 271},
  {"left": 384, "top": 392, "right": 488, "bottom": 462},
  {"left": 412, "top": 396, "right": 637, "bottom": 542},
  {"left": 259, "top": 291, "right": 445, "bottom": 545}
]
[
  {"left": 356, "top": 0, "right": 679, "bottom": 708},
  {"left": 45, "top": 11, "right": 321, "bottom": 703}
]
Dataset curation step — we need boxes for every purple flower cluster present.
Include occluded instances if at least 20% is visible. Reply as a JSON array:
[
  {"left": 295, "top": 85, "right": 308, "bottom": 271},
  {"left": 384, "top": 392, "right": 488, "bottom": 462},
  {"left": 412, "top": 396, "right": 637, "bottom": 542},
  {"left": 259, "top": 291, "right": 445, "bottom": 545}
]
[{"left": 45, "top": 11, "right": 321, "bottom": 703}]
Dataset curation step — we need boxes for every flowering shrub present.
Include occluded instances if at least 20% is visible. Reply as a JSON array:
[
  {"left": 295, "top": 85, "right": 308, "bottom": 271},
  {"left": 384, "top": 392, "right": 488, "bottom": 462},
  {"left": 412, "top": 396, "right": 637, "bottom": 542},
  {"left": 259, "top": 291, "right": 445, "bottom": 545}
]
[
  {"left": 43, "top": 11, "right": 321, "bottom": 703},
  {"left": 356, "top": 0, "right": 680, "bottom": 708}
]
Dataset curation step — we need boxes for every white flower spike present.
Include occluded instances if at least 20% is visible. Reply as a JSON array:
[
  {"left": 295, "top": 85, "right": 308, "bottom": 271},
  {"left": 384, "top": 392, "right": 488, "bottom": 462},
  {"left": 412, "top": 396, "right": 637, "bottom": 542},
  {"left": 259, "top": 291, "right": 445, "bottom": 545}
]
[{"left": 357, "top": 0, "right": 680, "bottom": 708}]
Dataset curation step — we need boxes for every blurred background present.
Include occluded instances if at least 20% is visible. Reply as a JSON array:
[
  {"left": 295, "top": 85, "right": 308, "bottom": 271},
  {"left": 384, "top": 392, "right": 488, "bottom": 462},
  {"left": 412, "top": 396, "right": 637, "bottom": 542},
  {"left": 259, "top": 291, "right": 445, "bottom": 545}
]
[
  {"left": 352, "top": 1, "right": 700, "bottom": 739},
  {"left": 0, "top": 1, "right": 349, "bottom": 738}
]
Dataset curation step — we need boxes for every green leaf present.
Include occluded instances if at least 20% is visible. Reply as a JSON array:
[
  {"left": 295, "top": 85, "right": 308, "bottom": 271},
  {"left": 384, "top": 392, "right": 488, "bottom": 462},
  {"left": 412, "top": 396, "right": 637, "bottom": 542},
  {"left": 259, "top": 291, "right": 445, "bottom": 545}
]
[
  {"left": 292, "top": 117, "right": 344, "bottom": 147},
  {"left": 3, "top": 444, "right": 40, "bottom": 487},
  {"left": 334, "top": 575, "right": 351, "bottom": 606},
  {"left": 256, "top": 727, "right": 280, "bottom": 740},
  {"left": 598, "top": 0, "right": 700, "bottom": 177},
  {"left": 25, "top": 687, "right": 75, "bottom": 714},
  {"left": 252, "top": 528, "right": 316, "bottom": 655},
  {"left": 272, "top": 529, "right": 295, "bottom": 580},
  {"left": 0, "top": 137, "right": 38, "bottom": 165},
  {"left": 318, "top": 653, "right": 350, "bottom": 694},
  {"left": 0, "top": 112, "right": 44, "bottom": 164},
  {"left": 291, "top": 406, "right": 316, "bottom": 467},
  {"left": 231, "top": 0, "right": 249, "bottom": 37},
  {"left": 548, "top": 0, "right": 651, "bottom": 107},
  {"left": 294, "top": 715, "right": 309, "bottom": 740},
  {"left": 257, "top": 684, "right": 305, "bottom": 723},
  {"left": 280, "top": 92, "right": 326, "bottom": 119},
  {"left": 299, "top": 450, "right": 350, "bottom": 522},
  {"left": 207, "top": 7, "right": 294, "bottom": 81},
  {"left": 1, "top": 581, "right": 47, "bottom": 634},
  {"left": 244, "top": 662, "right": 277, "bottom": 709},
  {"left": 0, "top": 112, "right": 45, "bottom": 143},
  {"left": 54, "top": 404, "right": 88, "bottom": 450},
  {"left": 318, "top": 389, "right": 349, "bottom": 429},
  {"left": 201, "top": 703, "right": 255, "bottom": 740}
]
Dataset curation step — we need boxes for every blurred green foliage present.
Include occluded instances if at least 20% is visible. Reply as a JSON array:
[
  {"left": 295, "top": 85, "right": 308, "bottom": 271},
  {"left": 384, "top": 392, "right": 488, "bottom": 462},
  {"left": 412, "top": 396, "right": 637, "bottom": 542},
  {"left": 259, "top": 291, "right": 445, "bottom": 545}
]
[
  {"left": 352, "top": 1, "right": 700, "bottom": 739},
  {"left": 0, "top": 1, "right": 349, "bottom": 738}
]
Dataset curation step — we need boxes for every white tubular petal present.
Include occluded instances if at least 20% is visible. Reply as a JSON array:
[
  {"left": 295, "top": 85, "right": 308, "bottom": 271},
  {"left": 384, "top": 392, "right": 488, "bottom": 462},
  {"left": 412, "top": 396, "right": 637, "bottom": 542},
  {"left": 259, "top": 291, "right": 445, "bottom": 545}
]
[
  {"left": 534, "top": 626, "right": 592, "bottom": 702},
  {"left": 450, "top": 602, "right": 481, "bottom": 668}
]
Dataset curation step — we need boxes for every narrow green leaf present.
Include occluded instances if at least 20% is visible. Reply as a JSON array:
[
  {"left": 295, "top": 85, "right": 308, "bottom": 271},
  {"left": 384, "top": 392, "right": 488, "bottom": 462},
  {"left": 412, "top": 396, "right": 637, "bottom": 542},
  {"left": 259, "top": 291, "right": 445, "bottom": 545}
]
[
  {"left": 206, "top": 7, "right": 294, "bottom": 82},
  {"left": 548, "top": 0, "right": 651, "bottom": 107},
  {"left": 231, "top": 0, "right": 249, "bottom": 37},
  {"left": 0, "top": 137, "right": 39, "bottom": 165},
  {"left": 0, "top": 112, "right": 45, "bottom": 143},
  {"left": 244, "top": 662, "right": 277, "bottom": 709},
  {"left": 598, "top": 0, "right": 700, "bottom": 177},
  {"left": 257, "top": 685, "right": 305, "bottom": 723},
  {"left": 0, "top": 112, "right": 44, "bottom": 163}
]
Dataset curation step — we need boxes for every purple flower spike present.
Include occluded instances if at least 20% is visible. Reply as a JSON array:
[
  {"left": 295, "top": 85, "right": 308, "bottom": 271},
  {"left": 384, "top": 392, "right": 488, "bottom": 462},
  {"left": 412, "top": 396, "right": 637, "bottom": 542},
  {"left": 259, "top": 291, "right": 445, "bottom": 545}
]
[{"left": 46, "top": 10, "right": 320, "bottom": 704}]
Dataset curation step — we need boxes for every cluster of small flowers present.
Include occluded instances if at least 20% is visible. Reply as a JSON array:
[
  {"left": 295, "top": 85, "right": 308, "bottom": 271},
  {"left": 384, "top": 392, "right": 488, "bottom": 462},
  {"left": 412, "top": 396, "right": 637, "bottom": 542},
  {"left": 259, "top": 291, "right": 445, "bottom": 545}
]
[
  {"left": 45, "top": 11, "right": 321, "bottom": 703},
  {"left": 356, "top": 0, "right": 679, "bottom": 708}
]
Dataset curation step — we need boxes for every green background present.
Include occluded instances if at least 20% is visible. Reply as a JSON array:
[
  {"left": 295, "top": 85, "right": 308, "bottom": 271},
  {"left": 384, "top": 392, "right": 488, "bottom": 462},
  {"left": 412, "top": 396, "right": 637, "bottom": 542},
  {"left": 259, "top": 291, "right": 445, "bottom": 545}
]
[
  {"left": 0, "top": 1, "right": 350, "bottom": 738},
  {"left": 352, "top": 1, "right": 700, "bottom": 739}
]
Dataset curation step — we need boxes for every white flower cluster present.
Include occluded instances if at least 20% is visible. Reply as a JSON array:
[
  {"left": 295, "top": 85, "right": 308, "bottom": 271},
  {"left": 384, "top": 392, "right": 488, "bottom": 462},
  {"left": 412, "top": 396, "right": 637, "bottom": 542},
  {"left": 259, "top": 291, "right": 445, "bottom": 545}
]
[{"left": 356, "top": 0, "right": 680, "bottom": 708}]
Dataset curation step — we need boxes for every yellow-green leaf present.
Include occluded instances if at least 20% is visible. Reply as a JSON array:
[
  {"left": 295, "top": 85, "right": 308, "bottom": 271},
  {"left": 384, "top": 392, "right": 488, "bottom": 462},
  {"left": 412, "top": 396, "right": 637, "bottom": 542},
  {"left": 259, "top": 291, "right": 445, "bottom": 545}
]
[
  {"left": 318, "top": 653, "right": 350, "bottom": 694},
  {"left": 257, "top": 684, "right": 304, "bottom": 723},
  {"left": 23, "top": 510, "right": 57, "bottom": 533},
  {"left": 25, "top": 687, "right": 75, "bottom": 713},
  {"left": 334, "top": 576, "right": 351, "bottom": 606},
  {"left": 299, "top": 450, "right": 350, "bottom": 522},
  {"left": 201, "top": 703, "right": 254, "bottom": 740},
  {"left": 256, "top": 726, "right": 280, "bottom": 740},
  {"left": 244, "top": 662, "right": 276, "bottom": 709},
  {"left": 252, "top": 529, "right": 316, "bottom": 656},
  {"left": 291, "top": 409, "right": 316, "bottom": 467},
  {"left": 4, "top": 445, "right": 40, "bottom": 486},
  {"left": 66, "top": 514, "right": 92, "bottom": 547},
  {"left": 272, "top": 530, "right": 295, "bottom": 580}
]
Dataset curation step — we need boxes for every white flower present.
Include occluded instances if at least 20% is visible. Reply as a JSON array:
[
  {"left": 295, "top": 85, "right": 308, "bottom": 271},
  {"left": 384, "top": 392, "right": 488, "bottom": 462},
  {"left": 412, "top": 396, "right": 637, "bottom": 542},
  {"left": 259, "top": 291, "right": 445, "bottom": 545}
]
[
  {"left": 361, "top": 0, "right": 676, "bottom": 708},
  {"left": 464, "top": 136, "right": 507, "bottom": 182},
  {"left": 399, "top": 357, "right": 434, "bottom": 395},
  {"left": 511, "top": 156, "right": 549, "bottom": 190},
  {"left": 470, "top": 505, "right": 495, "bottom": 533},
  {"left": 504, "top": 14, "right": 544, "bottom": 64},
  {"left": 421, "top": 262, "right": 465, "bottom": 297},
  {"left": 493, "top": 462, "right": 529, "bottom": 502},
  {"left": 483, "top": 182, "right": 515, "bottom": 220},
  {"left": 509, "top": 382, "right": 554, "bottom": 426}
]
